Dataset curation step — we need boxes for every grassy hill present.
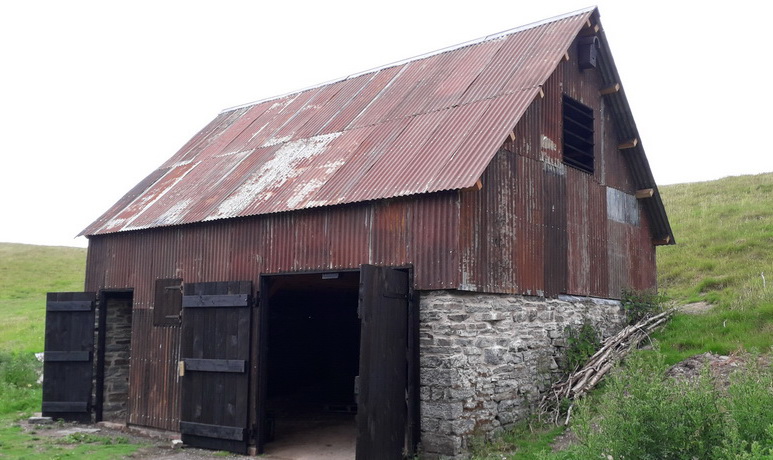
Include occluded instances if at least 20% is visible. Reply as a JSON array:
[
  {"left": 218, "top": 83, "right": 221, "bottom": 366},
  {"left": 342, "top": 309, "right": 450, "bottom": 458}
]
[
  {"left": 654, "top": 172, "right": 773, "bottom": 363},
  {"left": 0, "top": 243, "right": 86, "bottom": 351}
]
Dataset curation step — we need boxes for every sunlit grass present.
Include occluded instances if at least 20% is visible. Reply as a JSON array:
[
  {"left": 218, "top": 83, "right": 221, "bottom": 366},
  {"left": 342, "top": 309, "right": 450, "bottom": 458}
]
[
  {"left": 0, "top": 243, "right": 86, "bottom": 352},
  {"left": 655, "top": 172, "right": 773, "bottom": 363}
]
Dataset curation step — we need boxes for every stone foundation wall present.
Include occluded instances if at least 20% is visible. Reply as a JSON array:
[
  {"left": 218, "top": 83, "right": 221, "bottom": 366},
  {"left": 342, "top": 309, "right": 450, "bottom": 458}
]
[
  {"left": 93, "top": 296, "right": 133, "bottom": 423},
  {"left": 419, "top": 290, "right": 626, "bottom": 458}
]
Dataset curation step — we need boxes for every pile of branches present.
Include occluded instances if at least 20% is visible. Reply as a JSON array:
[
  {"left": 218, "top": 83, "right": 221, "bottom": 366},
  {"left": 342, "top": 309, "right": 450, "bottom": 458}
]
[{"left": 539, "top": 308, "right": 675, "bottom": 425}]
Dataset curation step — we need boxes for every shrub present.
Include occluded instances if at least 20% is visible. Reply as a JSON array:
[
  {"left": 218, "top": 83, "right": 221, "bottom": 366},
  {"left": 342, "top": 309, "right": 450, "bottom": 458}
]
[
  {"left": 571, "top": 351, "right": 725, "bottom": 459},
  {"left": 0, "top": 351, "right": 42, "bottom": 417},
  {"left": 621, "top": 288, "right": 665, "bottom": 325},
  {"left": 562, "top": 321, "right": 601, "bottom": 374},
  {"left": 724, "top": 358, "right": 773, "bottom": 447},
  {"left": 0, "top": 351, "right": 40, "bottom": 387}
]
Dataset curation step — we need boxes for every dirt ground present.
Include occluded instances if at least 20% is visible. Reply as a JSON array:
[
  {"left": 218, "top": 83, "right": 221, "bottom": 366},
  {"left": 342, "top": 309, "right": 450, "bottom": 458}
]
[{"left": 23, "top": 418, "right": 242, "bottom": 459}]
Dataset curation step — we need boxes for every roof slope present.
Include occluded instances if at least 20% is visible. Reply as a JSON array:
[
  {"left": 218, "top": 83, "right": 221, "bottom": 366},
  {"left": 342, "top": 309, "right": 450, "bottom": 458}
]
[{"left": 81, "top": 7, "right": 672, "bottom": 243}]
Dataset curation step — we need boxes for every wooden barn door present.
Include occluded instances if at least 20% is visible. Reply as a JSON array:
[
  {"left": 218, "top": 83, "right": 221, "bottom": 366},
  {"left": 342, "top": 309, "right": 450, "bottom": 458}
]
[
  {"left": 356, "top": 265, "right": 411, "bottom": 460},
  {"left": 179, "top": 281, "right": 253, "bottom": 454},
  {"left": 42, "top": 292, "right": 97, "bottom": 423}
]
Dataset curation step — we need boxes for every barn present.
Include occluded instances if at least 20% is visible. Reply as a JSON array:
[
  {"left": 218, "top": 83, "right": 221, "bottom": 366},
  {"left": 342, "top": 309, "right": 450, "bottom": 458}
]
[{"left": 42, "top": 7, "right": 674, "bottom": 459}]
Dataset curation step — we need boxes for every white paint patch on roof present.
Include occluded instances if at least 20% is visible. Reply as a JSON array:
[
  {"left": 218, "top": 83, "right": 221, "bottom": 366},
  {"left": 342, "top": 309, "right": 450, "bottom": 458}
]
[
  {"left": 108, "top": 161, "right": 201, "bottom": 232},
  {"left": 208, "top": 132, "right": 342, "bottom": 220},
  {"left": 152, "top": 198, "right": 192, "bottom": 227},
  {"left": 262, "top": 135, "right": 292, "bottom": 148},
  {"left": 286, "top": 178, "right": 324, "bottom": 209}
]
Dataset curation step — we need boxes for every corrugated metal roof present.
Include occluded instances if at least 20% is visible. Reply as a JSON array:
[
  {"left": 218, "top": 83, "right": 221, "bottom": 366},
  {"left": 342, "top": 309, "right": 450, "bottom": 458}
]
[{"left": 81, "top": 6, "right": 670, "bottom": 241}]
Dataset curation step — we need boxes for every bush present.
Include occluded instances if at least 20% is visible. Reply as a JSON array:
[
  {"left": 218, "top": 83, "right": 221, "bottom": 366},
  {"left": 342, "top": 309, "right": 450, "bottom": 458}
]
[
  {"left": 0, "top": 351, "right": 40, "bottom": 387},
  {"left": 563, "top": 321, "right": 601, "bottom": 374},
  {"left": 621, "top": 288, "right": 665, "bottom": 324},
  {"left": 0, "top": 351, "right": 42, "bottom": 417},
  {"left": 571, "top": 351, "right": 725, "bottom": 459},
  {"left": 724, "top": 358, "right": 773, "bottom": 447}
]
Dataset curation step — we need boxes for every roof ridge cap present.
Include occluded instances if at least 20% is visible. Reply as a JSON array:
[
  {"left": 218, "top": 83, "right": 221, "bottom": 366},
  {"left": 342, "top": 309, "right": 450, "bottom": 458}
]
[{"left": 221, "top": 6, "right": 597, "bottom": 114}]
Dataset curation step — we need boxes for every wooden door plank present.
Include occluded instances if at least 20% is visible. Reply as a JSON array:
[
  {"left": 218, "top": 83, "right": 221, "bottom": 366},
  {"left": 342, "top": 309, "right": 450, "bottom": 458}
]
[
  {"left": 356, "top": 266, "right": 409, "bottom": 460},
  {"left": 179, "top": 281, "right": 253, "bottom": 454},
  {"left": 42, "top": 292, "right": 96, "bottom": 423}
]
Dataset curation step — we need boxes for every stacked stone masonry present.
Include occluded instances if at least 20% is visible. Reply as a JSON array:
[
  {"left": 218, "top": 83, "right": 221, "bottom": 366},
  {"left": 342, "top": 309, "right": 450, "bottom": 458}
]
[
  {"left": 419, "top": 290, "right": 627, "bottom": 458},
  {"left": 92, "top": 297, "right": 132, "bottom": 423}
]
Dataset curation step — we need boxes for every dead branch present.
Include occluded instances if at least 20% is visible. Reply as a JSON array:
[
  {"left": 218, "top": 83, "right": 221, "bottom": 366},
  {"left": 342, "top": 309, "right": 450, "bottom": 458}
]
[{"left": 538, "top": 308, "right": 675, "bottom": 424}]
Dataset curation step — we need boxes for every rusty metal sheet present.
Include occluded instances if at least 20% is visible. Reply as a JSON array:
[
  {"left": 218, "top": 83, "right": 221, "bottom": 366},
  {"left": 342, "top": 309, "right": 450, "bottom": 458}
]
[{"left": 82, "top": 8, "right": 597, "bottom": 236}]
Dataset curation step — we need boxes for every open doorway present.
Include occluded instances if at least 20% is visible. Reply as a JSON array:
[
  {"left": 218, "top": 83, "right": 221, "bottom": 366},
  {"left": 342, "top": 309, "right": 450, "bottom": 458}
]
[
  {"left": 95, "top": 290, "right": 133, "bottom": 423},
  {"left": 261, "top": 271, "right": 360, "bottom": 458}
]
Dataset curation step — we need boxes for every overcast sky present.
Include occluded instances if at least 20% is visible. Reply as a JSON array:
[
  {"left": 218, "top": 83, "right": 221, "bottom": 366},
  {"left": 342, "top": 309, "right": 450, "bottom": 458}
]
[{"left": 1, "top": 0, "right": 770, "bottom": 248}]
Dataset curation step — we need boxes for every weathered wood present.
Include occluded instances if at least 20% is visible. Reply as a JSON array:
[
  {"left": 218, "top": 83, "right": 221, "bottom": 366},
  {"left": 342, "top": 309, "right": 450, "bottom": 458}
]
[
  {"left": 618, "top": 138, "right": 638, "bottom": 149},
  {"left": 184, "top": 359, "right": 246, "bottom": 373},
  {"left": 539, "top": 308, "right": 675, "bottom": 425},
  {"left": 357, "top": 265, "right": 409, "bottom": 460},
  {"left": 42, "top": 401, "right": 88, "bottom": 412},
  {"left": 462, "top": 179, "right": 483, "bottom": 192},
  {"left": 42, "top": 292, "right": 96, "bottom": 424},
  {"left": 179, "top": 421, "right": 245, "bottom": 441},
  {"left": 180, "top": 281, "right": 252, "bottom": 455},
  {"left": 46, "top": 300, "right": 93, "bottom": 311},
  {"left": 654, "top": 235, "right": 672, "bottom": 246},
  {"left": 635, "top": 188, "right": 654, "bottom": 199},
  {"left": 182, "top": 294, "right": 250, "bottom": 308},
  {"left": 154, "top": 278, "right": 182, "bottom": 326},
  {"left": 599, "top": 83, "right": 621, "bottom": 95},
  {"left": 45, "top": 351, "right": 91, "bottom": 362}
]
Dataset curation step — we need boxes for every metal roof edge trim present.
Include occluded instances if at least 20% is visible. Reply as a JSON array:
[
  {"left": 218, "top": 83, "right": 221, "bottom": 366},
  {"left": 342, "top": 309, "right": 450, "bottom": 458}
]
[{"left": 220, "top": 6, "right": 598, "bottom": 114}]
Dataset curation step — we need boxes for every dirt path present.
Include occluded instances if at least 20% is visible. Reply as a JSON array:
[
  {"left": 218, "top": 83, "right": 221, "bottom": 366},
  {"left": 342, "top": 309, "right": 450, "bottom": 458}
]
[{"left": 23, "top": 419, "right": 242, "bottom": 459}]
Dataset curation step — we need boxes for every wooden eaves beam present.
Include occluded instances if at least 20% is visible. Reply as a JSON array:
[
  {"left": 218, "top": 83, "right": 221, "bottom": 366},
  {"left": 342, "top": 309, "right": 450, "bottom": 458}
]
[
  {"left": 462, "top": 178, "right": 483, "bottom": 192},
  {"left": 635, "top": 188, "right": 654, "bottom": 199},
  {"left": 653, "top": 235, "right": 672, "bottom": 246},
  {"left": 618, "top": 139, "right": 638, "bottom": 150},
  {"left": 600, "top": 83, "right": 620, "bottom": 95}
]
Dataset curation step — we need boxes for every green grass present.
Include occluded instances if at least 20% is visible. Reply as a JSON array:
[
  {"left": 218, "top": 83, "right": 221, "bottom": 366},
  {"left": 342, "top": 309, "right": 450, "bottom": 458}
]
[
  {"left": 0, "top": 244, "right": 145, "bottom": 458},
  {"left": 0, "top": 422, "right": 142, "bottom": 459},
  {"left": 654, "top": 172, "right": 773, "bottom": 363},
  {"left": 656, "top": 173, "right": 773, "bottom": 305},
  {"left": 0, "top": 243, "right": 86, "bottom": 352}
]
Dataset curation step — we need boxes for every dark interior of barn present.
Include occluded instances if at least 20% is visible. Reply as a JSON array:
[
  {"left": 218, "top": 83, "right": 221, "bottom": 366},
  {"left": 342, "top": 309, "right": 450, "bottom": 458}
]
[{"left": 263, "top": 271, "right": 360, "bottom": 457}]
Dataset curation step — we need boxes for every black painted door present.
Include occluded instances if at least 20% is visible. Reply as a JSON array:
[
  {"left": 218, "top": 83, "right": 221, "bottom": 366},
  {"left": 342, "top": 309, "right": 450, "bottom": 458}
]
[
  {"left": 179, "top": 281, "right": 253, "bottom": 454},
  {"left": 42, "top": 292, "right": 97, "bottom": 423},
  {"left": 356, "top": 265, "right": 409, "bottom": 460}
]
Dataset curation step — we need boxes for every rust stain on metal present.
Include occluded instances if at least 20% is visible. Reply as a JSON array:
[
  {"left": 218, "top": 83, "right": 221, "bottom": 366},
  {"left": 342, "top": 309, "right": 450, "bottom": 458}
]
[{"left": 81, "top": 8, "right": 595, "bottom": 236}]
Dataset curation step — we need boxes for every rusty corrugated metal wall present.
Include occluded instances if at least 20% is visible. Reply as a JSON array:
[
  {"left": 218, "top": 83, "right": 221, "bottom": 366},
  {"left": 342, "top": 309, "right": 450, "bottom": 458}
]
[
  {"left": 458, "top": 34, "right": 656, "bottom": 298},
  {"left": 85, "top": 194, "right": 461, "bottom": 430}
]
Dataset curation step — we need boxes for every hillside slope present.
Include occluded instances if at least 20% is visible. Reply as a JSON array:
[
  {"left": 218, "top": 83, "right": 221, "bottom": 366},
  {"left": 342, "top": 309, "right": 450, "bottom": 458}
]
[
  {"left": 0, "top": 243, "right": 86, "bottom": 351},
  {"left": 655, "top": 172, "right": 773, "bottom": 362}
]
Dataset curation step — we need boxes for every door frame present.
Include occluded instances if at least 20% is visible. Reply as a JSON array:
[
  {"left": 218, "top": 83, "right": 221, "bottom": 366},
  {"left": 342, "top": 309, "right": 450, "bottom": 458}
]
[{"left": 254, "top": 266, "right": 418, "bottom": 456}]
